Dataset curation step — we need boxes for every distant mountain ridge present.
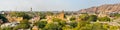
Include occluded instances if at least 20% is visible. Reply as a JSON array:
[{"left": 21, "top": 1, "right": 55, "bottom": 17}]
[{"left": 78, "top": 3, "right": 120, "bottom": 14}]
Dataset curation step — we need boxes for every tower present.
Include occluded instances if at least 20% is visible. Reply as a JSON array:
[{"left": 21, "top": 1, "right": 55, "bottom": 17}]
[{"left": 30, "top": 7, "right": 32, "bottom": 11}]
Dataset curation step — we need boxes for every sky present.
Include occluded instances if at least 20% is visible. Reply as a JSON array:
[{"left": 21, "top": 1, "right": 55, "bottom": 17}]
[{"left": 0, "top": 0, "right": 120, "bottom": 11}]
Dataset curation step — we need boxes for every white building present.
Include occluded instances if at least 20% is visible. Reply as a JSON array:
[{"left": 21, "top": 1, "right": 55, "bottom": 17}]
[{"left": 1, "top": 22, "right": 19, "bottom": 28}]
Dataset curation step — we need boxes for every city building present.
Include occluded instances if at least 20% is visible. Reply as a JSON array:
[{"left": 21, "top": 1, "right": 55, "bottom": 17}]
[
  {"left": 32, "top": 26, "right": 38, "bottom": 30},
  {"left": 46, "top": 11, "right": 65, "bottom": 23},
  {"left": 6, "top": 15, "right": 23, "bottom": 23}
]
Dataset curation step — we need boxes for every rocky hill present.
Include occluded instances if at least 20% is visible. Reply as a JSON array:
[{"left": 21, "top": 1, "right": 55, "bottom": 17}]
[{"left": 78, "top": 4, "right": 120, "bottom": 14}]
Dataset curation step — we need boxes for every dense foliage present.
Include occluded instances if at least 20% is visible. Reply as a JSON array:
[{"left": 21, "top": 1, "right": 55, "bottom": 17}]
[{"left": 0, "top": 12, "right": 119, "bottom": 30}]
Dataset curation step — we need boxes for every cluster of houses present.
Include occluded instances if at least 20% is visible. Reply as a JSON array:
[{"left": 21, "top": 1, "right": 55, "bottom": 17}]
[
  {"left": 0, "top": 11, "right": 67, "bottom": 30},
  {"left": 0, "top": 10, "right": 117, "bottom": 30}
]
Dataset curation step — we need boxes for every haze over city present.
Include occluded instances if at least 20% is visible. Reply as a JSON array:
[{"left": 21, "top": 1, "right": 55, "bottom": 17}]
[{"left": 0, "top": 0, "right": 120, "bottom": 11}]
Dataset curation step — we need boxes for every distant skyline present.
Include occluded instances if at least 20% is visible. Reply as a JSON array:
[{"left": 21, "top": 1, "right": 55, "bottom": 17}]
[{"left": 0, "top": 0, "right": 120, "bottom": 11}]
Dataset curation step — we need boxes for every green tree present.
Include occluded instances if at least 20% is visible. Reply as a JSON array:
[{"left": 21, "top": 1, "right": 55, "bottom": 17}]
[
  {"left": 34, "top": 21, "right": 47, "bottom": 28},
  {"left": 88, "top": 15, "right": 97, "bottom": 22},
  {"left": 46, "top": 11, "right": 53, "bottom": 16},
  {"left": 13, "top": 20, "right": 30, "bottom": 30},
  {"left": 92, "top": 22, "right": 107, "bottom": 30},
  {"left": 62, "top": 25, "right": 72, "bottom": 30},
  {"left": 98, "top": 16, "right": 111, "bottom": 21},
  {"left": 43, "top": 22, "right": 62, "bottom": 30},
  {"left": 79, "top": 24, "right": 93, "bottom": 30},
  {"left": 52, "top": 18, "right": 62, "bottom": 22},
  {"left": 70, "top": 16, "right": 76, "bottom": 21},
  {"left": 52, "top": 18, "right": 66, "bottom": 27},
  {"left": 10, "top": 12, "right": 32, "bottom": 20},
  {"left": 73, "top": 21, "right": 90, "bottom": 30},
  {"left": 109, "top": 26, "right": 119, "bottom": 30},
  {"left": 40, "top": 13, "right": 46, "bottom": 19},
  {"left": 79, "top": 14, "right": 89, "bottom": 21},
  {"left": 36, "top": 12, "right": 46, "bottom": 19},
  {"left": 110, "top": 13, "right": 120, "bottom": 17},
  {"left": 58, "top": 20, "right": 66, "bottom": 27},
  {"left": 2, "top": 27, "right": 12, "bottom": 30},
  {"left": 0, "top": 14, "right": 8, "bottom": 23},
  {"left": 102, "top": 24, "right": 109, "bottom": 30},
  {"left": 69, "top": 21, "right": 77, "bottom": 28}
]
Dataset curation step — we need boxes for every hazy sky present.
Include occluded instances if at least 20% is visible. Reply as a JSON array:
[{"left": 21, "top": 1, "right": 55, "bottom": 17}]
[{"left": 0, "top": 0, "right": 120, "bottom": 11}]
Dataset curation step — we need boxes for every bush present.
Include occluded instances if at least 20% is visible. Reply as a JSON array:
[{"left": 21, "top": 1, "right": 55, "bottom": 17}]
[
  {"left": 62, "top": 25, "right": 72, "bottom": 30},
  {"left": 109, "top": 26, "right": 119, "bottom": 30},
  {"left": 70, "top": 16, "right": 76, "bottom": 21},
  {"left": 98, "top": 16, "right": 111, "bottom": 22},
  {"left": 52, "top": 18, "right": 63, "bottom": 22}
]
